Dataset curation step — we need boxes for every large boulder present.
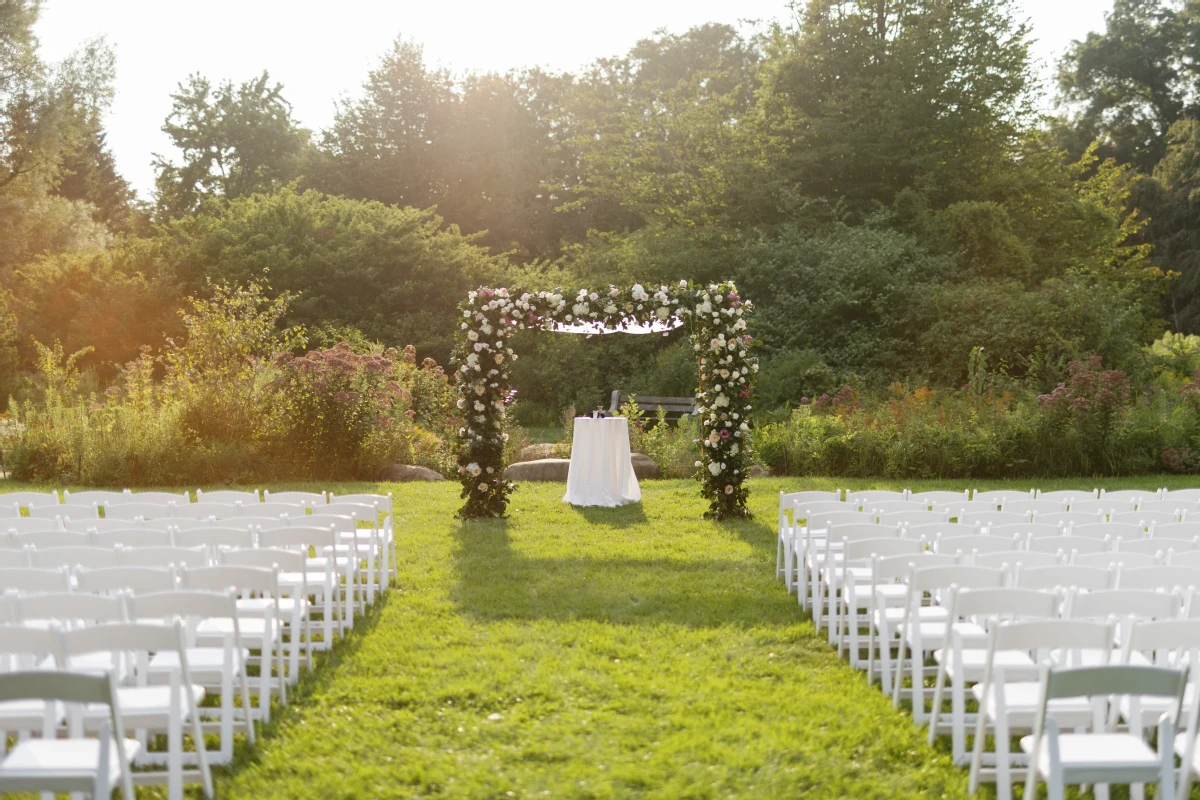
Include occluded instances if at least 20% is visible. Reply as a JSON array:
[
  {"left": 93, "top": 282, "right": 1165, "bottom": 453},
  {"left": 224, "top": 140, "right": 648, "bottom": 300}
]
[
  {"left": 631, "top": 453, "right": 660, "bottom": 480},
  {"left": 383, "top": 463, "right": 446, "bottom": 482},
  {"left": 514, "top": 443, "right": 556, "bottom": 463},
  {"left": 505, "top": 458, "right": 571, "bottom": 482}
]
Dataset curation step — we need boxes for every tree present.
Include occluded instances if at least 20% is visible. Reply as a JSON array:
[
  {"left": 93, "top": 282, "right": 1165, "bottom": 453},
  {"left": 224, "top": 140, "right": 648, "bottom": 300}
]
[
  {"left": 159, "top": 187, "right": 500, "bottom": 360},
  {"left": 1057, "top": 0, "right": 1195, "bottom": 172},
  {"left": 0, "top": 3, "right": 123, "bottom": 269},
  {"left": 54, "top": 124, "right": 137, "bottom": 232},
  {"left": 154, "top": 71, "right": 311, "bottom": 217},
  {"left": 753, "top": 0, "right": 1034, "bottom": 213},
  {"left": 313, "top": 39, "right": 456, "bottom": 212}
]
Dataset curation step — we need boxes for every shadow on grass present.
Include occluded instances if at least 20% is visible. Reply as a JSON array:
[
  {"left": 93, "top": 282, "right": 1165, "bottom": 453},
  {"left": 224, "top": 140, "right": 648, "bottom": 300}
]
[
  {"left": 571, "top": 502, "right": 649, "bottom": 527},
  {"left": 449, "top": 520, "right": 796, "bottom": 629},
  {"left": 211, "top": 588, "right": 394, "bottom": 786}
]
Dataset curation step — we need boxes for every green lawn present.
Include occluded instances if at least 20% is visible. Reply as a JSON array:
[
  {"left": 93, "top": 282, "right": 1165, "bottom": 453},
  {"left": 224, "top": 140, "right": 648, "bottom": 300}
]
[{"left": 7, "top": 474, "right": 1200, "bottom": 798}]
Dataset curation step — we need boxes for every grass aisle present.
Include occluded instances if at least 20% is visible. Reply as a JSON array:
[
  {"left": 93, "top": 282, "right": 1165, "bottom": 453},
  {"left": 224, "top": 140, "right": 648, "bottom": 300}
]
[{"left": 218, "top": 477, "right": 967, "bottom": 799}]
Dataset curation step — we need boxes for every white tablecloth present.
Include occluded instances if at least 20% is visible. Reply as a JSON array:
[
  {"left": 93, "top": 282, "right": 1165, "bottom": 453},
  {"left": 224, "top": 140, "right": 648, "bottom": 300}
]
[{"left": 563, "top": 417, "right": 641, "bottom": 507}]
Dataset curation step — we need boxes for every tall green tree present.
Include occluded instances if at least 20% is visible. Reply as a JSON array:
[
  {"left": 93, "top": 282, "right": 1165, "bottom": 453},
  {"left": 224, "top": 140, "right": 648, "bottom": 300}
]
[
  {"left": 153, "top": 71, "right": 311, "bottom": 217},
  {"left": 1057, "top": 0, "right": 1198, "bottom": 172}
]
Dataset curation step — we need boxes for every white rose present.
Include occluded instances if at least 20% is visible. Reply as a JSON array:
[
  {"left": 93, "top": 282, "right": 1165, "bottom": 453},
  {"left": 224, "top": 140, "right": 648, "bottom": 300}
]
[
  {"left": 656, "top": 306, "right": 670, "bottom": 320},
  {"left": 474, "top": 385, "right": 485, "bottom": 395},
  {"left": 474, "top": 401, "right": 486, "bottom": 412},
  {"left": 708, "top": 462, "right": 722, "bottom": 476}
]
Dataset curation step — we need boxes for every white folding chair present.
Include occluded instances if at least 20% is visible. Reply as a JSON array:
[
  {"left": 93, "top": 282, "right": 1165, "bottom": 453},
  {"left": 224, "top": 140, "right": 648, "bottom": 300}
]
[
  {"left": 61, "top": 622, "right": 214, "bottom": 800},
  {"left": 0, "top": 566, "right": 71, "bottom": 594},
  {"left": 0, "top": 624, "right": 66, "bottom": 735},
  {"left": 1004, "top": 499, "right": 1067, "bottom": 516},
  {"left": 11, "top": 531, "right": 92, "bottom": 549},
  {"left": 93, "top": 528, "right": 174, "bottom": 549},
  {"left": 327, "top": 491, "right": 394, "bottom": 584},
  {"left": 27, "top": 503, "right": 97, "bottom": 522},
  {"left": 990, "top": 522, "right": 1063, "bottom": 540},
  {"left": 811, "top": 523, "right": 900, "bottom": 632},
  {"left": 258, "top": 526, "right": 349, "bottom": 646},
  {"left": 1036, "top": 511, "right": 1105, "bottom": 527},
  {"left": 834, "top": 537, "right": 924, "bottom": 662},
  {"left": 0, "top": 491, "right": 61, "bottom": 509},
  {"left": 777, "top": 490, "right": 843, "bottom": 580},
  {"left": 1099, "top": 488, "right": 1163, "bottom": 504},
  {"left": 877, "top": 509, "right": 948, "bottom": 529},
  {"left": 1066, "top": 499, "right": 1127, "bottom": 516},
  {"left": 262, "top": 490, "right": 327, "bottom": 506},
  {"left": 127, "top": 590, "right": 257, "bottom": 764},
  {"left": 1027, "top": 535, "right": 1110, "bottom": 557},
  {"left": 1152, "top": 522, "right": 1200, "bottom": 540},
  {"left": 860, "top": 552, "right": 960, "bottom": 690},
  {"left": 1022, "top": 664, "right": 1195, "bottom": 800},
  {"left": 1117, "top": 565, "right": 1200, "bottom": 592},
  {"left": 29, "top": 545, "right": 118, "bottom": 570},
  {"left": 967, "top": 619, "right": 1117, "bottom": 799},
  {"left": 63, "top": 517, "right": 132, "bottom": 533},
  {"left": 0, "top": 668, "right": 138, "bottom": 800},
  {"left": 103, "top": 502, "right": 176, "bottom": 521},
  {"left": 63, "top": 490, "right": 130, "bottom": 506},
  {"left": 220, "top": 547, "right": 313, "bottom": 676},
  {"left": 180, "top": 565, "right": 286, "bottom": 719},
  {"left": 195, "top": 489, "right": 260, "bottom": 505},
  {"left": 973, "top": 490, "right": 1035, "bottom": 506},
  {"left": 890, "top": 565, "right": 1007, "bottom": 716},
  {"left": 1074, "top": 551, "right": 1160, "bottom": 570},
  {"left": 928, "top": 587, "right": 1058, "bottom": 764},
  {"left": 960, "top": 511, "right": 1030, "bottom": 528},
  {"left": 123, "top": 491, "right": 190, "bottom": 506},
  {"left": 1071, "top": 521, "right": 1143, "bottom": 541},
  {"left": 1014, "top": 564, "right": 1114, "bottom": 593},
  {"left": 845, "top": 490, "right": 907, "bottom": 510},
  {"left": 794, "top": 510, "right": 878, "bottom": 605},
  {"left": 76, "top": 565, "right": 179, "bottom": 594},
  {"left": 908, "top": 490, "right": 970, "bottom": 508},
  {"left": 933, "top": 533, "right": 1020, "bottom": 561},
  {"left": 973, "top": 550, "right": 1061, "bottom": 571},
  {"left": 1036, "top": 489, "right": 1099, "bottom": 503},
  {"left": 1113, "top": 510, "right": 1183, "bottom": 529}
]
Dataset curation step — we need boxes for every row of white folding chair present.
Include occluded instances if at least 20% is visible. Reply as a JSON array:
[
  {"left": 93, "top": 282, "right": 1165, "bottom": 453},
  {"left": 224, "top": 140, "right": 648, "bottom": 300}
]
[
  {"left": 965, "top": 617, "right": 1200, "bottom": 799},
  {"left": 926, "top": 586, "right": 1189, "bottom": 770},
  {"left": 3, "top": 517, "right": 379, "bottom": 621},
  {"left": 3, "top": 565, "right": 293, "bottom": 717},
  {"left": 1, "top": 587, "right": 257, "bottom": 767},
  {"left": 0, "top": 619, "right": 216, "bottom": 800}
]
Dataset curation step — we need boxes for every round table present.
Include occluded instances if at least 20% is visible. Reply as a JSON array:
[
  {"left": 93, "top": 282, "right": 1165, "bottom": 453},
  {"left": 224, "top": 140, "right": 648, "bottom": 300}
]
[{"left": 563, "top": 417, "right": 641, "bottom": 507}]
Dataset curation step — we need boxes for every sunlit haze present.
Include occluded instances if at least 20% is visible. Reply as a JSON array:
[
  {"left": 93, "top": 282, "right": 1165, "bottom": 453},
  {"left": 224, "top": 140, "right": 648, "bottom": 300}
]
[{"left": 34, "top": 0, "right": 1114, "bottom": 199}]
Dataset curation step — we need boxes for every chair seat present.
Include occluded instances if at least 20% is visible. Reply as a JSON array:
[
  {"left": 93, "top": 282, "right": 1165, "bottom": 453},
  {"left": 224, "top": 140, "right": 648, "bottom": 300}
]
[
  {"left": 0, "top": 699, "right": 63, "bottom": 729},
  {"left": 935, "top": 648, "right": 1037, "bottom": 682},
  {"left": 844, "top": 583, "right": 907, "bottom": 605},
  {"left": 149, "top": 647, "right": 248, "bottom": 678},
  {"left": 0, "top": 737, "right": 141, "bottom": 787},
  {"left": 972, "top": 682, "right": 1096, "bottom": 727},
  {"left": 1068, "top": 649, "right": 1150, "bottom": 668},
  {"left": 84, "top": 685, "right": 205, "bottom": 726},
  {"left": 1123, "top": 684, "right": 1196, "bottom": 727},
  {"left": 197, "top": 616, "right": 277, "bottom": 646},
  {"left": 904, "top": 621, "right": 984, "bottom": 650},
  {"left": 237, "top": 597, "right": 310, "bottom": 616},
  {"left": 1021, "top": 733, "right": 1161, "bottom": 778},
  {"left": 874, "top": 605, "right": 949, "bottom": 627}
]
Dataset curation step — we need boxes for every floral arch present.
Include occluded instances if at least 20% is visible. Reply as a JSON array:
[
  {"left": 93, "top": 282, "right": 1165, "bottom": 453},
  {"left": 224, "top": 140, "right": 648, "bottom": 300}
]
[{"left": 452, "top": 281, "right": 757, "bottom": 521}]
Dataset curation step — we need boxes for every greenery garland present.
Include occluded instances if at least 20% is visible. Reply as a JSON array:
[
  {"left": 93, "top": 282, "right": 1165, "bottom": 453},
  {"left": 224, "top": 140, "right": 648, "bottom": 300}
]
[{"left": 451, "top": 281, "right": 757, "bottom": 520}]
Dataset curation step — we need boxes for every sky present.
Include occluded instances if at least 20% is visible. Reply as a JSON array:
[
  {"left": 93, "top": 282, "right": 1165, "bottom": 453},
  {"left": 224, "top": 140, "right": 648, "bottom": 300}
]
[{"left": 33, "top": 0, "right": 1114, "bottom": 200}]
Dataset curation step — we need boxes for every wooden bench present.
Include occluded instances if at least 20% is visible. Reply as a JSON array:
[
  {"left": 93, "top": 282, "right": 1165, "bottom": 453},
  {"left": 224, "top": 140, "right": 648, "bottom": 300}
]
[{"left": 609, "top": 391, "right": 696, "bottom": 425}]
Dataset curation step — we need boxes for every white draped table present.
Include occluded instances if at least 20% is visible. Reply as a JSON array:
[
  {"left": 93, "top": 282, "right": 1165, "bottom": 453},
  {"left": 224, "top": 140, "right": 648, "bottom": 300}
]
[{"left": 563, "top": 417, "right": 641, "bottom": 507}]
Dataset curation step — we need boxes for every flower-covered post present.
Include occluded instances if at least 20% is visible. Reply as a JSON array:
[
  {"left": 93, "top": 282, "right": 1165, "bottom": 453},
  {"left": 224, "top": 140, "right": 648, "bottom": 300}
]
[
  {"left": 684, "top": 281, "right": 757, "bottom": 519},
  {"left": 451, "top": 282, "right": 757, "bottom": 520}
]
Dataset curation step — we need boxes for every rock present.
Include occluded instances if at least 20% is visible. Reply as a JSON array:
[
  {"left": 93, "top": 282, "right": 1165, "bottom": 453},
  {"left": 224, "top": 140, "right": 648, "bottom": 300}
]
[
  {"left": 514, "top": 443, "right": 556, "bottom": 462},
  {"left": 631, "top": 453, "right": 660, "bottom": 480},
  {"left": 505, "top": 458, "right": 571, "bottom": 482},
  {"left": 383, "top": 463, "right": 446, "bottom": 482},
  {"left": 746, "top": 464, "right": 772, "bottom": 478}
]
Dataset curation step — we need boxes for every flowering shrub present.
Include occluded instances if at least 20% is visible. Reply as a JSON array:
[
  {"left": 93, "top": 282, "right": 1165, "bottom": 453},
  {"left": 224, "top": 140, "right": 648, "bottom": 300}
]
[
  {"left": 452, "top": 281, "right": 757, "bottom": 520},
  {"left": 270, "top": 344, "right": 413, "bottom": 478},
  {"left": 7, "top": 284, "right": 459, "bottom": 484}
]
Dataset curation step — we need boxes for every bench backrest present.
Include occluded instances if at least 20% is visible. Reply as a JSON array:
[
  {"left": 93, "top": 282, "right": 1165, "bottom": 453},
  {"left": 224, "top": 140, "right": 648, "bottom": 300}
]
[{"left": 609, "top": 390, "right": 695, "bottom": 420}]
